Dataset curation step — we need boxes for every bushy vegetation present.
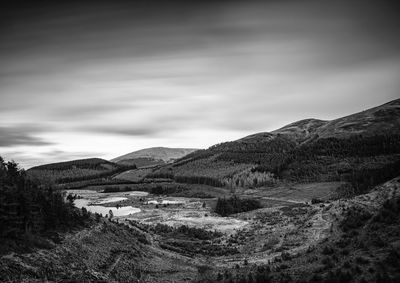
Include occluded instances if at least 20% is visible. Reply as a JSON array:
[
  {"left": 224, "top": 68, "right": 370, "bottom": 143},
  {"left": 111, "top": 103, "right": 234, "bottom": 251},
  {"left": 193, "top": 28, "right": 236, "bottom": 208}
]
[
  {"left": 0, "top": 157, "right": 91, "bottom": 253},
  {"left": 150, "top": 185, "right": 184, "bottom": 195},
  {"left": 373, "top": 196, "right": 400, "bottom": 225},
  {"left": 197, "top": 265, "right": 272, "bottom": 283},
  {"left": 147, "top": 223, "right": 238, "bottom": 257},
  {"left": 215, "top": 196, "right": 261, "bottom": 216},
  {"left": 340, "top": 206, "right": 372, "bottom": 232},
  {"left": 150, "top": 223, "right": 222, "bottom": 240}
]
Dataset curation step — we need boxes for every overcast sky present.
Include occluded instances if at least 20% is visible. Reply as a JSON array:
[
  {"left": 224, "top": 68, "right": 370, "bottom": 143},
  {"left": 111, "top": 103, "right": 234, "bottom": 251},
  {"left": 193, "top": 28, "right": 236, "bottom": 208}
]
[{"left": 1, "top": 0, "right": 399, "bottom": 168}]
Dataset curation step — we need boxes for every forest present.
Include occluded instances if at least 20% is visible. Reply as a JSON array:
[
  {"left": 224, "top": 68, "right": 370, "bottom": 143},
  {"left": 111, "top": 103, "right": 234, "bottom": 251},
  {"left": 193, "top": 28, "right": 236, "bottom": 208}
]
[
  {"left": 163, "top": 134, "right": 400, "bottom": 195},
  {"left": 0, "top": 157, "right": 91, "bottom": 254},
  {"left": 205, "top": 134, "right": 400, "bottom": 196}
]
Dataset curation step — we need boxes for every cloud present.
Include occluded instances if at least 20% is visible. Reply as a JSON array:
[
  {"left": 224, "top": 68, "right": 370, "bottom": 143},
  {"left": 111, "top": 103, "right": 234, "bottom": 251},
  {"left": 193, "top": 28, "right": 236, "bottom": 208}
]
[
  {"left": 0, "top": 0, "right": 399, "bottom": 167},
  {"left": 0, "top": 125, "right": 54, "bottom": 147},
  {"left": 83, "top": 126, "right": 160, "bottom": 137}
]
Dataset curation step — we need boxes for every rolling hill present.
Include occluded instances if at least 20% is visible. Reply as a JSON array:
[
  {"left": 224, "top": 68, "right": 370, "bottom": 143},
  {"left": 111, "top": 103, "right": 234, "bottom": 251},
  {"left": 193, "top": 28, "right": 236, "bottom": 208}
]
[
  {"left": 152, "top": 99, "right": 400, "bottom": 192},
  {"left": 273, "top": 98, "right": 400, "bottom": 142},
  {"left": 27, "top": 158, "right": 135, "bottom": 184},
  {"left": 111, "top": 147, "right": 198, "bottom": 168}
]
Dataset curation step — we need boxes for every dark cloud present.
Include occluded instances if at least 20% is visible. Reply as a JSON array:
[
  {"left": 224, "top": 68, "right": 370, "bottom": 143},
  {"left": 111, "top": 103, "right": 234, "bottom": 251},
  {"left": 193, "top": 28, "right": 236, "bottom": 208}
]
[
  {"left": 83, "top": 126, "right": 160, "bottom": 137},
  {"left": 0, "top": 125, "right": 53, "bottom": 147},
  {"left": 52, "top": 101, "right": 138, "bottom": 120},
  {"left": 80, "top": 112, "right": 201, "bottom": 137}
]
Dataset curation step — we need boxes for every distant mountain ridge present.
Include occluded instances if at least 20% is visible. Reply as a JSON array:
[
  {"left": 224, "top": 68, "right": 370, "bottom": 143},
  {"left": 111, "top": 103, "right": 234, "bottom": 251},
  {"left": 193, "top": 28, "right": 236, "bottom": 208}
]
[
  {"left": 111, "top": 147, "right": 198, "bottom": 167},
  {"left": 265, "top": 98, "right": 400, "bottom": 143}
]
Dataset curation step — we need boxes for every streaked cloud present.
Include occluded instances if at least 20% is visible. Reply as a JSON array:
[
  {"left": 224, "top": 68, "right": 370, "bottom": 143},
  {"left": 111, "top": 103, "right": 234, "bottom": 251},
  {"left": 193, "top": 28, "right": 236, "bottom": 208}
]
[
  {"left": 0, "top": 0, "right": 399, "bottom": 168},
  {"left": 0, "top": 125, "right": 53, "bottom": 147}
]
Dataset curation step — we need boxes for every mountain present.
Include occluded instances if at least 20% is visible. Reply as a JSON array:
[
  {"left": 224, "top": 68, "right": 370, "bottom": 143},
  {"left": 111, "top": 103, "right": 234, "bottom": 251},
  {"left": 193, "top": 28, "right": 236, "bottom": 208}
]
[
  {"left": 111, "top": 147, "right": 198, "bottom": 168},
  {"left": 153, "top": 99, "right": 400, "bottom": 191},
  {"left": 273, "top": 98, "right": 400, "bottom": 142}
]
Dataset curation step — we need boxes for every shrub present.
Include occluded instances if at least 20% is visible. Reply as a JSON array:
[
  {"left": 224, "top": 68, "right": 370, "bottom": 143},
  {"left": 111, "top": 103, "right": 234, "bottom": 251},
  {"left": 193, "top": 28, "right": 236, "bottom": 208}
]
[
  {"left": 340, "top": 206, "right": 371, "bottom": 231},
  {"left": 321, "top": 245, "right": 335, "bottom": 255},
  {"left": 311, "top": 198, "right": 324, "bottom": 204},
  {"left": 355, "top": 256, "right": 370, "bottom": 265},
  {"left": 214, "top": 196, "right": 261, "bottom": 216}
]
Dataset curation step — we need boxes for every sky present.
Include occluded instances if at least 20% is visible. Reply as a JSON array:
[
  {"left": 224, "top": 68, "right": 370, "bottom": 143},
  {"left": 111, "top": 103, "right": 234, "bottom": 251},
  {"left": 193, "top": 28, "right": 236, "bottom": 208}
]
[{"left": 1, "top": 0, "right": 400, "bottom": 168}]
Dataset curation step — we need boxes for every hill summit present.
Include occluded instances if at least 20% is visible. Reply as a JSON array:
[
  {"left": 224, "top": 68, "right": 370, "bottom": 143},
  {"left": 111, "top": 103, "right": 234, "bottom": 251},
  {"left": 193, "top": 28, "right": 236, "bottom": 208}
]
[{"left": 111, "top": 147, "right": 198, "bottom": 168}]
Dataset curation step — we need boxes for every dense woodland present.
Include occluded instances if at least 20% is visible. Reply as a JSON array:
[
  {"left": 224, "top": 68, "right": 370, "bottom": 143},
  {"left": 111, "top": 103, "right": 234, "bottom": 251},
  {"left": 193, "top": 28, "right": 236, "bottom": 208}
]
[
  {"left": 150, "top": 134, "right": 400, "bottom": 195},
  {"left": 173, "top": 134, "right": 400, "bottom": 196},
  {"left": 0, "top": 157, "right": 90, "bottom": 253}
]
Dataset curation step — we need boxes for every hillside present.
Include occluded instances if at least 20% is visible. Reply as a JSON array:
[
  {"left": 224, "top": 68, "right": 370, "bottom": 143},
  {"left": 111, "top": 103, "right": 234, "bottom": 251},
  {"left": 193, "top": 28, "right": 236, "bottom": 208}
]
[
  {"left": 111, "top": 147, "right": 198, "bottom": 167},
  {"left": 2, "top": 154, "right": 399, "bottom": 282},
  {"left": 202, "top": 176, "right": 400, "bottom": 282},
  {"left": 273, "top": 99, "right": 400, "bottom": 142},
  {"left": 151, "top": 99, "right": 400, "bottom": 191},
  {"left": 27, "top": 158, "right": 135, "bottom": 184}
]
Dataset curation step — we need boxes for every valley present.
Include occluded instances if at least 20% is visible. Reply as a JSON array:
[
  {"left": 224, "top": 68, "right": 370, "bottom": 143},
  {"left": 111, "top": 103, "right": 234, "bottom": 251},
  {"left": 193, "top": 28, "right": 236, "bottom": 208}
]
[
  {"left": 65, "top": 179, "right": 340, "bottom": 269},
  {"left": 1, "top": 99, "right": 400, "bottom": 282}
]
